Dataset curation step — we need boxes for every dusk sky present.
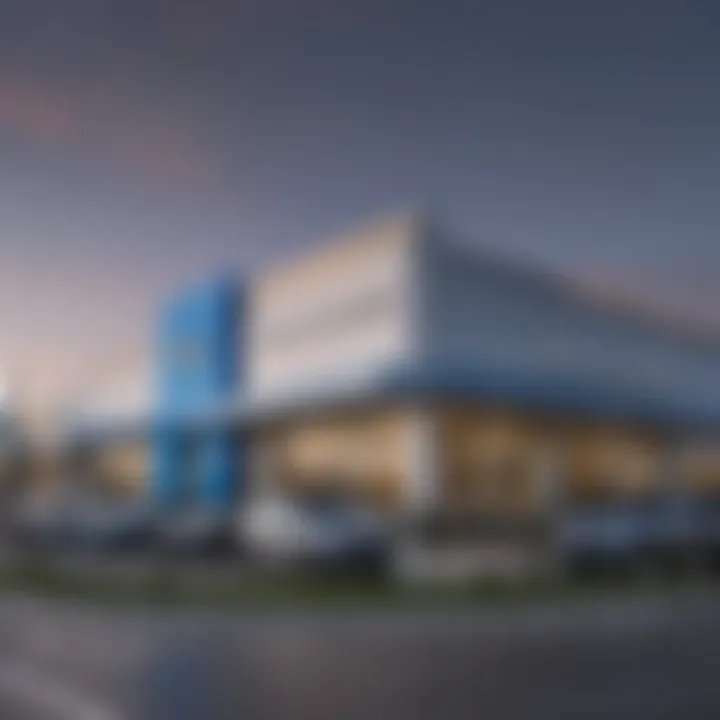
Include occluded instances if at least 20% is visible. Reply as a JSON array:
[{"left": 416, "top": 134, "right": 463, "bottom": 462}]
[{"left": 2, "top": 0, "right": 720, "bottom": 408}]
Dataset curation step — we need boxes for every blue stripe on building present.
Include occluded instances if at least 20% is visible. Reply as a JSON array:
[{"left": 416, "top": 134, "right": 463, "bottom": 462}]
[{"left": 152, "top": 277, "right": 244, "bottom": 508}]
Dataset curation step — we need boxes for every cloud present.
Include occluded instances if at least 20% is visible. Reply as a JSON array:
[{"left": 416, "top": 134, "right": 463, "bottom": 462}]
[
  {"left": 0, "top": 77, "right": 76, "bottom": 145},
  {"left": 110, "top": 129, "right": 217, "bottom": 188},
  {"left": 0, "top": 74, "right": 217, "bottom": 188}
]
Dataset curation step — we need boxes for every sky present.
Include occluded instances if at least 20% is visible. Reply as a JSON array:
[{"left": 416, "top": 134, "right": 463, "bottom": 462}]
[{"left": 1, "top": 0, "right": 720, "bottom": 409}]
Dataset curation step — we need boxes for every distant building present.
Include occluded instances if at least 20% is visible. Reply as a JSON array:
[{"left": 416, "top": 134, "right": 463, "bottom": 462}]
[{"left": 0, "top": 395, "right": 30, "bottom": 501}]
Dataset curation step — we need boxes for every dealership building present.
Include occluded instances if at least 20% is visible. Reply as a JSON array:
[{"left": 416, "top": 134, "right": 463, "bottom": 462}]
[{"left": 66, "top": 213, "right": 720, "bottom": 528}]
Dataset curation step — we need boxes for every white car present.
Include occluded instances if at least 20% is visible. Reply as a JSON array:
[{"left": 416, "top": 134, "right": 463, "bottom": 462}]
[{"left": 239, "top": 495, "right": 390, "bottom": 572}]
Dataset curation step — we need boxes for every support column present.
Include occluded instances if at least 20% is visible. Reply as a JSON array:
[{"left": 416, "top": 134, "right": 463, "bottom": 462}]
[
  {"left": 249, "top": 432, "right": 279, "bottom": 500},
  {"left": 152, "top": 427, "right": 182, "bottom": 507},
  {"left": 659, "top": 439, "right": 685, "bottom": 498},
  {"left": 531, "top": 443, "right": 565, "bottom": 516},
  {"left": 405, "top": 408, "right": 440, "bottom": 516}
]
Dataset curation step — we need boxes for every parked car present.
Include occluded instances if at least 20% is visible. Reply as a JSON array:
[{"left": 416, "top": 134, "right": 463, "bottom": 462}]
[
  {"left": 72, "top": 503, "right": 158, "bottom": 556},
  {"left": 155, "top": 508, "right": 236, "bottom": 558},
  {"left": 238, "top": 492, "right": 391, "bottom": 574},
  {"left": 557, "top": 499, "right": 654, "bottom": 572},
  {"left": 558, "top": 495, "right": 720, "bottom": 574},
  {"left": 9, "top": 499, "right": 86, "bottom": 553},
  {"left": 9, "top": 499, "right": 156, "bottom": 556}
]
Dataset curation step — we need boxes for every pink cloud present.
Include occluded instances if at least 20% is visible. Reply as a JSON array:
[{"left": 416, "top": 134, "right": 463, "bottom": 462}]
[
  {"left": 108, "top": 128, "right": 217, "bottom": 188},
  {"left": 0, "top": 77, "right": 76, "bottom": 145},
  {"left": 0, "top": 74, "right": 217, "bottom": 188}
]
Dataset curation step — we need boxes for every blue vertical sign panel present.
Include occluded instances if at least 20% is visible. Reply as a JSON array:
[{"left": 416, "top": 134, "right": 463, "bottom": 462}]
[
  {"left": 151, "top": 278, "right": 243, "bottom": 508},
  {"left": 202, "top": 432, "right": 236, "bottom": 506},
  {"left": 153, "top": 432, "right": 183, "bottom": 505}
]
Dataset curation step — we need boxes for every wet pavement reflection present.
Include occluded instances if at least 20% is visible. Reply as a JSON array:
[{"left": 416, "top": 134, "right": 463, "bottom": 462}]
[
  {"left": 1, "top": 599, "right": 720, "bottom": 719},
  {"left": 125, "top": 606, "right": 720, "bottom": 720}
]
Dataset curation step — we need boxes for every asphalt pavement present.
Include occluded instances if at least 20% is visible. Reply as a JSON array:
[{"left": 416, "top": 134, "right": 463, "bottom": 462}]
[{"left": 0, "top": 592, "right": 718, "bottom": 719}]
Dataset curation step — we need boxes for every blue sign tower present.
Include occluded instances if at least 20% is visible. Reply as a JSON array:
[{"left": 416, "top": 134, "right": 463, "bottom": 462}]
[{"left": 152, "top": 278, "right": 243, "bottom": 508}]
